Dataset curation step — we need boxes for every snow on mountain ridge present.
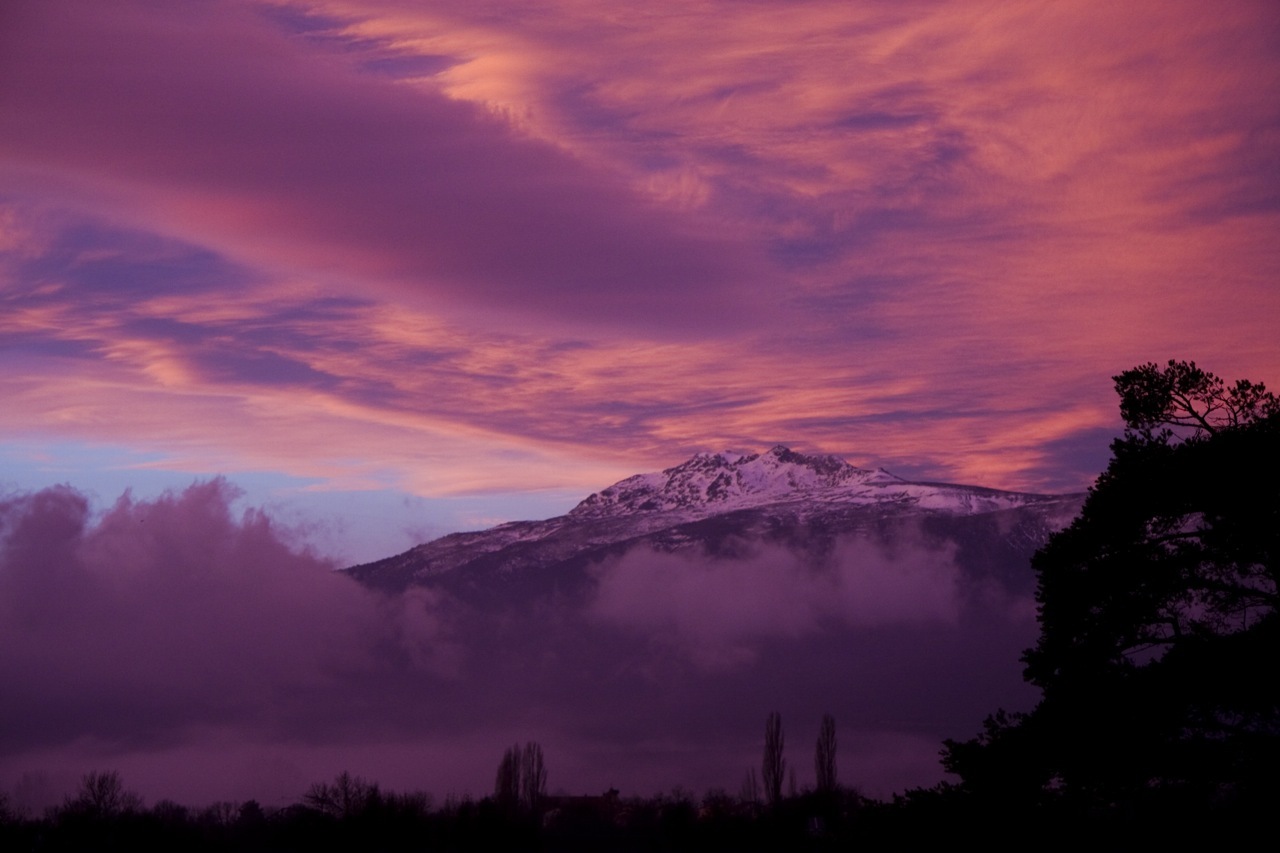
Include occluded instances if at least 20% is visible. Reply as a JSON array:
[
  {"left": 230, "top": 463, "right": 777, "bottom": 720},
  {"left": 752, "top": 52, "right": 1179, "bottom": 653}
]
[
  {"left": 567, "top": 445, "right": 1023, "bottom": 519},
  {"left": 347, "top": 445, "right": 1084, "bottom": 593}
]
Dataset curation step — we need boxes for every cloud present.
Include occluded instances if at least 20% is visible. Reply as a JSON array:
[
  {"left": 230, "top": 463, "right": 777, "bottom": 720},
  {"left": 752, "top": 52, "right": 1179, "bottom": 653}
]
[
  {"left": 0, "top": 220, "right": 1120, "bottom": 501},
  {"left": 0, "top": 481, "right": 457, "bottom": 755},
  {"left": 0, "top": 477, "right": 1049, "bottom": 806},
  {"left": 0, "top": 0, "right": 770, "bottom": 336},
  {"left": 589, "top": 536, "right": 975, "bottom": 668},
  {"left": 304, "top": 0, "right": 1280, "bottom": 478},
  {"left": 3, "top": 0, "right": 1278, "bottom": 505}
]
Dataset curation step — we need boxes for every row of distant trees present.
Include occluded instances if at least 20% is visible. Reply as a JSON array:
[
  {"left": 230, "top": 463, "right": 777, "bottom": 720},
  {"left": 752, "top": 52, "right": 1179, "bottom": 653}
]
[
  {"left": 486, "top": 715, "right": 841, "bottom": 818},
  {"left": 0, "top": 718, "right": 840, "bottom": 826},
  {"left": 493, "top": 741, "right": 547, "bottom": 813},
  {"left": 0, "top": 722, "right": 853, "bottom": 851},
  {"left": 745, "top": 711, "right": 839, "bottom": 808},
  {"left": 2, "top": 762, "right": 872, "bottom": 852}
]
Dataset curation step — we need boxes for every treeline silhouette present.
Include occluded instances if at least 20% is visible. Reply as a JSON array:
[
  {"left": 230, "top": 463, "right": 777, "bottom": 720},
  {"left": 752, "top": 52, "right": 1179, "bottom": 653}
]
[
  {"left": 3, "top": 705, "right": 1264, "bottom": 852},
  {"left": 0, "top": 711, "right": 974, "bottom": 851},
  {"left": 0, "top": 758, "right": 1262, "bottom": 853},
  {"left": 0, "top": 751, "right": 869, "bottom": 853}
]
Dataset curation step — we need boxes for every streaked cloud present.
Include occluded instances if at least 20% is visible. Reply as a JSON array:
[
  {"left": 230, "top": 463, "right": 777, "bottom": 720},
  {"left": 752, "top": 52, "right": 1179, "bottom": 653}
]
[
  {"left": 0, "top": 1, "right": 770, "bottom": 335},
  {"left": 1, "top": 0, "right": 1277, "bottom": 529}
]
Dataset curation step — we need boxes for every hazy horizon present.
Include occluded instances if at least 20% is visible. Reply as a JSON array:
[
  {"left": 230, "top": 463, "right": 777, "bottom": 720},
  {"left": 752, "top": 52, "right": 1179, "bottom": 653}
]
[{"left": 1, "top": 476, "right": 1048, "bottom": 812}]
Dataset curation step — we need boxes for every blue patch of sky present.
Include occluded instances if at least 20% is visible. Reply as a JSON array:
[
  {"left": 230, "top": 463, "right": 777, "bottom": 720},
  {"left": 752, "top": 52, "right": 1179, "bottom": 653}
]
[
  {"left": 0, "top": 441, "right": 225, "bottom": 512},
  {"left": 766, "top": 233, "right": 844, "bottom": 268},
  {"left": 833, "top": 111, "right": 926, "bottom": 131},
  {"left": 120, "top": 316, "right": 214, "bottom": 343},
  {"left": 551, "top": 82, "right": 670, "bottom": 141},
  {"left": 254, "top": 3, "right": 344, "bottom": 36},
  {"left": 794, "top": 273, "right": 909, "bottom": 307},
  {"left": 195, "top": 346, "right": 339, "bottom": 389},
  {"left": 1179, "top": 146, "right": 1280, "bottom": 223},
  {"left": 257, "top": 2, "right": 464, "bottom": 80},
  {"left": 17, "top": 221, "right": 253, "bottom": 299},
  {"left": 0, "top": 335, "right": 101, "bottom": 361},
  {"left": 361, "top": 54, "right": 459, "bottom": 79},
  {"left": 1025, "top": 425, "right": 1118, "bottom": 486},
  {"left": 296, "top": 488, "right": 585, "bottom": 566},
  {"left": 0, "top": 440, "right": 584, "bottom": 565}
]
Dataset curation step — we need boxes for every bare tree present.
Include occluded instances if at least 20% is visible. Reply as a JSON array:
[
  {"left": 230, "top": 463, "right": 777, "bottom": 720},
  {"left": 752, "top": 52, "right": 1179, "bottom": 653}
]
[
  {"left": 739, "top": 767, "right": 760, "bottom": 806},
  {"left": 762, "top": 711, "right": 786, "bottom": 806},
  {"left": 199, "top": 801, "right": 239, "bottom": 826},
  {"left": 520, "top": 741, "right": 547, "bottom": 812},
  {"left": 494, "top": 744, "right": 522, "bottom": 811},
  {"left": 815, "top": 713, "right": 837, "bottom": 792},
  {"left": 494, "top": 741, "right": 547, "bottom": 813},
  {"left": 303, "top": 771, "right": 378, "bottom": 819},
  {"left": 63, "top": 770, "right": 142, "bottom": 818}
]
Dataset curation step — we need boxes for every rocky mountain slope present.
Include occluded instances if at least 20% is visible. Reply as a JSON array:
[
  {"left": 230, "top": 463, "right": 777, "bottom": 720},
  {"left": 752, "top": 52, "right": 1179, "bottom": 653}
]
[{"left": 347, "top": 446, "right": 1084, "bottom": 600}]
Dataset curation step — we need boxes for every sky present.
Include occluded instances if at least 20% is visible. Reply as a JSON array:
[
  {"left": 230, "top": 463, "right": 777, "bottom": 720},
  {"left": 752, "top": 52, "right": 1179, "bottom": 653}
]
[
  {"left": 0, "top": 0, "right": 1278, "bottom": 809},
  {"left": 2, "top": 0, "right": 1276, "bottom": 563}
]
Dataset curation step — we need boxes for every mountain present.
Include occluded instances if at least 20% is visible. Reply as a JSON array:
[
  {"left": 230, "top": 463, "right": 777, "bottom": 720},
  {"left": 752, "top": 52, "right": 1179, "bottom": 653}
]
[
  {"left": 347, "top": 445, "right": 1084, "bottom": 600},
  {"left": 339, "top": 446, "right": 1087, "bottom": 796}
]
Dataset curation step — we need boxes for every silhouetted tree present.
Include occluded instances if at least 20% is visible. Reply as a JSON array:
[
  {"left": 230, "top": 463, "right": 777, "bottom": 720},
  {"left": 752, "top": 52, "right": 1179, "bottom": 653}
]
[
  {"left": 62, "top": 770, "right": 142, "bottom": 818},
  {"left": 303, "top": 771, "right": 379, "bottom": 819},
  {"left": 495, "top": 744, "right": 523, "bottom": 812},
  {"left": 237, "top": 799, "right": 265, "bottom": 826},
  {"left": 149, "top": 799, "right": 189, "bottom": 823},
  {"left": 945, "top": 359, "right": 1280, "bottom": 829},
  {"left": 762, "top": 711, "right": 786, "bottom": 806},
  {"left": 739, "top": 767, "right": 761, "bottom": 807},
  {"left": 815, "top": 713, "right": 838, "bottom": 793},
  {"left": 198, "top": 800, "right": 239, "bottom": 827},
  {"left": 520, "top": 741, "right": 547, "bottom": 812},
  {"left": 494, "top": 741, "right": 546, "bottom": 814},
  {"left": 1115, "top": 358, "right": 1278, "bottom": 441}
]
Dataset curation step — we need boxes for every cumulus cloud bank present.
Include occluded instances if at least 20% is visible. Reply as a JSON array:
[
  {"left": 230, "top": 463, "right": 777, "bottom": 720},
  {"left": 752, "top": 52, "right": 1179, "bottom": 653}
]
[{"left": 0, "top": 481, "right": 455, "bottom": 756}]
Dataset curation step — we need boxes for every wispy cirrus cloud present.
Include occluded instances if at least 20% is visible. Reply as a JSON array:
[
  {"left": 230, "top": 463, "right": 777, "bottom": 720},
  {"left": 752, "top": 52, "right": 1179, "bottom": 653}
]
[
  {"left": 339, "top": 0, "right": 1279, "bottom": 363},
  {"left": 1, "top": 0, "right": 1277, "bottom": 517},
  {"left": 0, "top": 0, "right": 770, "bottom": 337},
  {"left": 0, "top": 218, "right": 1111, "bottom": 497}
]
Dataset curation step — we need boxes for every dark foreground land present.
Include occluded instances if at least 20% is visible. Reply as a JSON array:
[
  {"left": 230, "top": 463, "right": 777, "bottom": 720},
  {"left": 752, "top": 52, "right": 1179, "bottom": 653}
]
[{"left": 1, "top": 777, "right": 1274, "bottom": 853}]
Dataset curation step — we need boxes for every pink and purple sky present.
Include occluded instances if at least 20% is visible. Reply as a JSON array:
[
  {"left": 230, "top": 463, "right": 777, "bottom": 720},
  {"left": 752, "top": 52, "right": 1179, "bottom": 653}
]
[
  {"left": 2, "top": 0, "right": 1278, "bottom": 559},
  {"left": 2, "top": 0, "right": 1280, "bottom": 810}
]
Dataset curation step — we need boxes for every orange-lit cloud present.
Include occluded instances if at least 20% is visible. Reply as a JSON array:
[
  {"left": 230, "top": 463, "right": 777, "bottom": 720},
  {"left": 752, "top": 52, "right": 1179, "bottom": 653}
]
[{"left": 1, "top": 0, "right": 1277, "bottom": 518}]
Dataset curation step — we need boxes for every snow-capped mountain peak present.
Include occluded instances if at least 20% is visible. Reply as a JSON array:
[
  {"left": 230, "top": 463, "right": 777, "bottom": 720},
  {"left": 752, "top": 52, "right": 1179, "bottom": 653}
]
[
  {"left": 347, "top": 445, "right": 1085, "bottom": 594},
  {"left": 568, "top": 445, "right": 891, "bottom": 518}
]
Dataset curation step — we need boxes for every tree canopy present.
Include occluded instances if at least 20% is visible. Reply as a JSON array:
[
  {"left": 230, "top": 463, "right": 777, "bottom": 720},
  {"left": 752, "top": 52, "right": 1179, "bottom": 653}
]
[
  {"left": 1114, "top": 359, "right": 1279, "bottom": 441},
  {"left": 944, "top": 360, "right": 1279, "bottom": 828}
]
